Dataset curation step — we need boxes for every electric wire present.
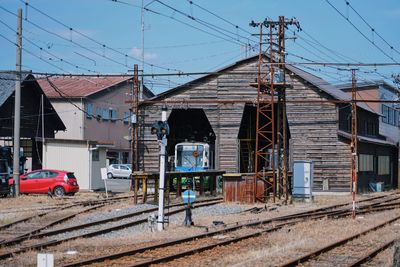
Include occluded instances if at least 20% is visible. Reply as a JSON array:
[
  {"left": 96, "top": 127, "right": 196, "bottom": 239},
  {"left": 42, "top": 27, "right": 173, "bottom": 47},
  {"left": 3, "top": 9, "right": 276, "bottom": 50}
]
[
  {"left": 186, "top": 0, "right": 254, "bottom": 36},
  {"left": 325, "top": 0, "right": 399, "bottom": 64},
  {"left": 20, "top": 0, "right": 184, "bottom": 73},
  {"left": 0, "top": 31, "right": 69, "bottom": 73},
  {"left": 345, "top": 0, "right": 400, "bottom": 58},
  {"left": 0, "top": 18, "right": 100, "bottom": 74},
  {"left": 108, "top": 0, "right": 247, "bottom": 47},
  {"left": 153, "top": 0, "right": 256, "bottom": 45}
]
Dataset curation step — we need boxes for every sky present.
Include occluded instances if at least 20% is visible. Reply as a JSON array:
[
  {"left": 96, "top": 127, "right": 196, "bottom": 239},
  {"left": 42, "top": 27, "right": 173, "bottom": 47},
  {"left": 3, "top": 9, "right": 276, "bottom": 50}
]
[{"left": 0, "top": 0, "right": 399, "bottom": 94}]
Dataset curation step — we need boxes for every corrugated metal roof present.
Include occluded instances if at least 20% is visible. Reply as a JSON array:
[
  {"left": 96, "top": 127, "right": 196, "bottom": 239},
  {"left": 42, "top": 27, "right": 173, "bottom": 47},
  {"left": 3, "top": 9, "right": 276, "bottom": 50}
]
[
  {"left": 335, "top": 80, "right": 398, "bottom": 91},
  {"left": 37, "top": 76, "right": 133, "bottom": 98},
  {"left": 338, "top": 130, "right": 396, "bottom": 147},
  {"left": 0, "top": 72, "right": 29, "bottom": 106}
]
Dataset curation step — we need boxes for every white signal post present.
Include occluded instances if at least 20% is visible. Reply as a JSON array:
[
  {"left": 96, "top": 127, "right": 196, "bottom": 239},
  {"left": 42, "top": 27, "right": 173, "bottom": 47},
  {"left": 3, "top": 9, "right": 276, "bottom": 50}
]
[{"left": 157, "top": 105, "right": 168, "bottom": 231}]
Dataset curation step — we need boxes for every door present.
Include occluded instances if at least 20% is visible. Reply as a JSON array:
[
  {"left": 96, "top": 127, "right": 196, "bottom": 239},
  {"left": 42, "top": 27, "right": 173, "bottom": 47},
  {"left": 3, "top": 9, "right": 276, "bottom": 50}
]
[
  {"left": 36, "top": 170, "right": 58, "bottom": 193},
  {"left": 22, "top": 171, "right": 44, "bottom": 193}
]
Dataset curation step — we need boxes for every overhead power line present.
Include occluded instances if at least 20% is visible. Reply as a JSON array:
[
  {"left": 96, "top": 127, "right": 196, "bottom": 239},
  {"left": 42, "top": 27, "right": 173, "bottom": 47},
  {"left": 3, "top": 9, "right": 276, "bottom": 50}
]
[
  {"left": 0, "top": 31, "right": 70, "bottom": 73},
  {"left": 0, "top": 18, "right": 100, "bottom": 74},
  {"left": 186, "top": 0, "right": 254, "bottom": 36},
  {"left": 345, "top": 0, "right": 400, "bottom": 58},
  {"left": 21, "top": 0, "right": 183, "bottom": 72},
  {"left": 325, "top": 0, "right": 400, "bottom": 64},
  {"left": 7, "top": 2, "right": 183, "bottom": 73},
  {"left": 149, "top": 0, "right": 256, "bottom": 46}
]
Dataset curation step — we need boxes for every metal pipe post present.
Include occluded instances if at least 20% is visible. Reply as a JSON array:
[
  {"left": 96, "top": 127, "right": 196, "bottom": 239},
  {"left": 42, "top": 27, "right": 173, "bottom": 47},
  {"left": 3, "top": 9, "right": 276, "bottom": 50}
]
[
  {"left": 157, "top": 106, "right": 168, "bottom": 231},
  {"left": 351, "top": 69, "right": 358, "bottom": 219},
  {"left": 12, "top": 8, "right": 22, "bottom": 197}
]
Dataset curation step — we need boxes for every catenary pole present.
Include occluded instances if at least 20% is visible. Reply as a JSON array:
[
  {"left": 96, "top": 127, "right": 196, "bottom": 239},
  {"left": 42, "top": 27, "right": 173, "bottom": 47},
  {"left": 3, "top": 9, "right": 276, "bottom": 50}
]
[{"left": 12, "top": 8, "right": 22, "bottom": 197}]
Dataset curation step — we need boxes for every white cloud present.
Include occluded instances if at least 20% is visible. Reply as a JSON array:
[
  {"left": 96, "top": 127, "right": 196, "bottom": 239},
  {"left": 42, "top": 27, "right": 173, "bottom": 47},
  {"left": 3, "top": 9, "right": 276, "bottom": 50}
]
[{"left": 129, "top": 47, "right": 158, "bottom": 60}]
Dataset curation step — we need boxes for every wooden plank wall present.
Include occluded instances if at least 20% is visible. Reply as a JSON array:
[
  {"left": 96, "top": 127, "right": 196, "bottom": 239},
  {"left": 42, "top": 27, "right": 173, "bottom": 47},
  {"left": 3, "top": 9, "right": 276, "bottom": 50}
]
[
  {"left": 141, "top": 60, "right": 258, "bottom": 173},
  {"left": 141, "top": 57, "right": 352, "bottom": 192},
  {"left": 286, "top": 74, "right": 352, "bottom": 192}
]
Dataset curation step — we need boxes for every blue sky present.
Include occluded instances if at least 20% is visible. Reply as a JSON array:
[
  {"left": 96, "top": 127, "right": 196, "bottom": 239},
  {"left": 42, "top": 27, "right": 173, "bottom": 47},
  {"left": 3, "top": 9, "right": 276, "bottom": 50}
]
[{"left": 0, "top": 0, "right": 399, "bottom": 94}]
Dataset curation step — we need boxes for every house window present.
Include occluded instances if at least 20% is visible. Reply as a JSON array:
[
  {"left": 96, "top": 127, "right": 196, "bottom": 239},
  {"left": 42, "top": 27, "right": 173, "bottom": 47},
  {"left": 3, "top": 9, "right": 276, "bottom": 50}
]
[
  {"left": 397, "top": 111, "right": 400, "bottom": 127},
  {"left": 92, "top": 150, "right": 99, "bottom": 161},
  {"left": 359, "top": 154, "right": 374, "bottom": 172},
  {"left": 102, "top": 108, "right": 109, "bottom": 121},
  {"left": 378, "top": 156, "right": 390, "bottom": 175},
  {"left": 381, "top": 104, "right": 399, "bottom": 126},
  {"left": 86, "top": 103, "right": 93, "bottom": 118},
  {"left": 123, "top": 112, "right": 129, "bottom": 124},
  {"left": 96, "top": 107, "right": 102, "bottom": 120},
  {"left": 110, "top": 109, "right": 117, "bottom": 122},
  {"left": 388, "top": 107, "right": 394, "bottom": 125}
]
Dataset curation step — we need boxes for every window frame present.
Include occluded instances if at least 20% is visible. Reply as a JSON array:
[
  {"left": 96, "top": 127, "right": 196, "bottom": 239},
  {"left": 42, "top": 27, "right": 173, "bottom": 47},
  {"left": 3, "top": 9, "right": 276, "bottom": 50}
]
[
  {"left": 358, "top": 154, "right": 374, "bottom": 172},
  {"left": 86, "top": 103, "right": 93, "bottom": 119},
  {"left": 378, "top": 155, "right": 390, "bottom": 175}
]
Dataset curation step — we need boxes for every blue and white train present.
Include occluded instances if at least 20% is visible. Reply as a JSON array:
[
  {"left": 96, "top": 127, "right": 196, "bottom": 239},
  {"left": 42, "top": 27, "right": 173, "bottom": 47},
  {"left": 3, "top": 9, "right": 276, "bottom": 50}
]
[{"left": 174, "top": 142, "right": 213, "bottom": 172}]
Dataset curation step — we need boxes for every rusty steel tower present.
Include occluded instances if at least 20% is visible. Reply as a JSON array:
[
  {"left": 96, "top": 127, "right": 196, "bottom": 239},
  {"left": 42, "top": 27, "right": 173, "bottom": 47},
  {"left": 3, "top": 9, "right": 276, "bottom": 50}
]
[
  {"left": 350, "top": 69, "right": 358, "bottom": 219},
  {"left": 250, "top": 17, "right": 300, "bottom": 203}
]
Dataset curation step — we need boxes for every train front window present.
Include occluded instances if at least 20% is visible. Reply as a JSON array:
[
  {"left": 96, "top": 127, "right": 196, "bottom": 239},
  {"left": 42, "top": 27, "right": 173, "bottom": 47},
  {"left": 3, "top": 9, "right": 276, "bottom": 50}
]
[{"left": 176, "top": 145, "right": 204, "bottom": 168}]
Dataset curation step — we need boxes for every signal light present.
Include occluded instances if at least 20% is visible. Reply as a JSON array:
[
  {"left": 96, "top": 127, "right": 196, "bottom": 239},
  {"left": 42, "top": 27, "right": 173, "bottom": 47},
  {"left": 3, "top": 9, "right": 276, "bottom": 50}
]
[{"left": 151, "top": 121, "right": 170, "bottom": 140}]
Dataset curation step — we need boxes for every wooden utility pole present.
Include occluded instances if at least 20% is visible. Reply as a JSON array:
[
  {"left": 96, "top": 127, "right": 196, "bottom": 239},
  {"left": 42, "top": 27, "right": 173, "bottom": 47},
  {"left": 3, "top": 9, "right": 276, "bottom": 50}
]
[{"left": 12, "top": 8, "right": 22, "bottom": 197}]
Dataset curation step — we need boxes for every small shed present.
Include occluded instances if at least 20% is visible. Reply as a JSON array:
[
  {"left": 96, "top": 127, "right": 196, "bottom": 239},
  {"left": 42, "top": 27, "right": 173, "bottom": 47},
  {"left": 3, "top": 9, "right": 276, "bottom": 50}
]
[{"left": 42, "top": 139, "right": 108, "bottom": 191}]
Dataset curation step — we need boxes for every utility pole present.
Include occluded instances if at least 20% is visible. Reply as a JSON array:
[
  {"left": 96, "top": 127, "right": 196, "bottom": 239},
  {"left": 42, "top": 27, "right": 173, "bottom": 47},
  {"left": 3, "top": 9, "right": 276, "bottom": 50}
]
[
  {"left": 351, "top": 69, "right": 358, "bottom": 219},
  {"left": 140, "top": 0, "right": 145, "bottom": 101},
  {"left": 12, "top": 8, "right": 22, "bottom": 197},
  {"left": 132, "top": 64, "right": 140, "bottom": 204}
]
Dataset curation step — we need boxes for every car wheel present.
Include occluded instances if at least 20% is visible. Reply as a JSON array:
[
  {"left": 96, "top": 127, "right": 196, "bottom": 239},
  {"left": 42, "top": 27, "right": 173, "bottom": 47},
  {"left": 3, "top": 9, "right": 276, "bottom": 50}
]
[
  {"left": 107, "top": 173, "right": 113, "bottom": 179},
  {"left": 53, "top": 186, "right": 65, "bottom": 197}
]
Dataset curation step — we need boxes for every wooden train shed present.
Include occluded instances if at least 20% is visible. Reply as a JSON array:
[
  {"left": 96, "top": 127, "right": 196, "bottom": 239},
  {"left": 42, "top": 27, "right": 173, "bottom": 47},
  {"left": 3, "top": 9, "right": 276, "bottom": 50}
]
[{"left": 138, "top": 56, "right": 398, "bottom": 199}]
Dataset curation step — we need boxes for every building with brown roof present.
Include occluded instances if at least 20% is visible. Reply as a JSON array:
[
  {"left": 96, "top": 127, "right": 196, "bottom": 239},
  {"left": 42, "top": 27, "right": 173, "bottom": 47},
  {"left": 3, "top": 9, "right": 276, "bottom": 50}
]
[{"left": 38, "top": 75, "right": 154, "bottom": 165}]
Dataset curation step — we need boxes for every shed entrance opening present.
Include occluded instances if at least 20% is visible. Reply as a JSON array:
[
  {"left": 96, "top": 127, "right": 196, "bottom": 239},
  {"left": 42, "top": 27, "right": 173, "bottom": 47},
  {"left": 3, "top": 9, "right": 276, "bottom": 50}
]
[{"left": 167, "top": 109, "right": 215, "bottom": 170}]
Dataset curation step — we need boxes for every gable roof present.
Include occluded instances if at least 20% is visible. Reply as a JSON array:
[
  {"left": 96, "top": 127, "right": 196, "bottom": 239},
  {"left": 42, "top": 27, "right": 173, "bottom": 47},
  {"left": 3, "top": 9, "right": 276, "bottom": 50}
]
[
  {"left": 37, "top": 76, "right": 133, "bottom": 98},
  {"left": 147, "top": 55, "right": 379, "bottom": 115},
  {"left": 0, "top": 71, "right": 66, "bottom": 131},
  {"left": 0, "top": 72, "right": 30, "bottom": 106}
]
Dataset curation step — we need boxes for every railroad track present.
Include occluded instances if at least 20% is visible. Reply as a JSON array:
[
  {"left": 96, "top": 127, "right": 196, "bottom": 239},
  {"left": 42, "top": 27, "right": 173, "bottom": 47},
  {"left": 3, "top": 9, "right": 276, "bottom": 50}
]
[
  {"left": 280, "top": 212, "right": 400, "bottom": 266},
  {"left": 59, "top": 193, "right": 400, "bottom": 267},
  {"left": 0, "top": 197, "right": 223, "bottom": 261},
  {"left": 0, "top": 195, "right": 133, "bottom": 232}
]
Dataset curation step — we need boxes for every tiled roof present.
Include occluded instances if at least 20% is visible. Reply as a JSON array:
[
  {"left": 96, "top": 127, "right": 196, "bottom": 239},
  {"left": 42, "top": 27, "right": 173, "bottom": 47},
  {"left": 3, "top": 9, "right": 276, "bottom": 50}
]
[{"left": 37, "top": 76, "right": 133, "bottom": 98}]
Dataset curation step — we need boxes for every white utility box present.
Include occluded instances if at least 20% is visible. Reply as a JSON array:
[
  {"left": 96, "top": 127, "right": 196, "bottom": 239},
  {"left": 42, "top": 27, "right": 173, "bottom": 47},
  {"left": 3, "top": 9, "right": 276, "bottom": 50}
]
[{"left": 293, "top": 160, "right": 313, "bottom": 199}]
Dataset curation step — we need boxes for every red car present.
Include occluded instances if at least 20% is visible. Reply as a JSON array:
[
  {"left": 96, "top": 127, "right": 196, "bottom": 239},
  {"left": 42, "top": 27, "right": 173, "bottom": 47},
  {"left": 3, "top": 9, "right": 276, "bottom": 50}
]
[{"left": 9, "top": 169, "right": 79, "bottom": 196}]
